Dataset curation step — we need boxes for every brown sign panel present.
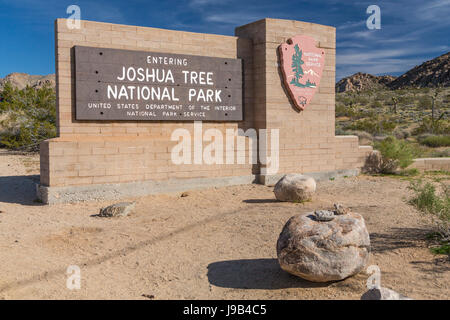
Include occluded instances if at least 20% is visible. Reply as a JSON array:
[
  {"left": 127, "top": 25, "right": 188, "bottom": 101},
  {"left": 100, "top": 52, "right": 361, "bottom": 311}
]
[{"left": 74, "top": 46, "right": 243, "bottom": 121}]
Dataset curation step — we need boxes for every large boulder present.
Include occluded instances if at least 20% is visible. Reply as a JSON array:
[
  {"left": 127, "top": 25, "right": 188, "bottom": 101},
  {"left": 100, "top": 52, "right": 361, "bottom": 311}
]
[
  {"left": 276, "top": 211, "right": 370, "bottom": 282},
  {"left": 274, "top": 174, "right": 316, "bottom": 202}
]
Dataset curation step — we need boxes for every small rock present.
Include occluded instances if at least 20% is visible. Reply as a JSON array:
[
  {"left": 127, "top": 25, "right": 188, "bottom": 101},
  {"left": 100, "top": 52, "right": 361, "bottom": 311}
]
[
  {"left": 142, "top": 294, "right": 155, "bottom": 299},
  {"left": 277, "top": 211, "right": 370, "bottom": 282},
  {"left": 274, "top": 174, "right": 316, "bottom": 202},
  {"left": 180, "top": 192, "right": 189, "bottom": 197},
  {"left": 98, "top": 202, "right": 136, "bottom": 217},
  {"left": 334, "top": 203, "right": 349, "bottom": 215},
  {"left": 361, "top": 287, "right": 413, "bottom": 300},
  {"left": 314, "top": 210, "right": 335, "bottom": 221}
]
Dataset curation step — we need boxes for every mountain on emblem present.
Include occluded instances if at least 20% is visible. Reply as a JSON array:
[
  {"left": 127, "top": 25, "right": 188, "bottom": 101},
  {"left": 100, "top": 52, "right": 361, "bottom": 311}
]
[{"left": 279, "top": 35, "right": 325, "bottom": 111}]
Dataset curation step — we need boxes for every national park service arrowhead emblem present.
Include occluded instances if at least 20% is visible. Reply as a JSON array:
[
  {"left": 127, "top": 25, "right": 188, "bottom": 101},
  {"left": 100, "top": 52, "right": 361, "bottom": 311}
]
[{"left": 279, "top": 35, "right": 325, "bottom": 111}]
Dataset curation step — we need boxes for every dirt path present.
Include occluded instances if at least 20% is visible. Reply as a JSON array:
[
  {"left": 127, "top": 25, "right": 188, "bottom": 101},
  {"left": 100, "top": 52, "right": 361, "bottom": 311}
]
[{"left": 0, "top": 151, "right": 448, "bottom": 299}]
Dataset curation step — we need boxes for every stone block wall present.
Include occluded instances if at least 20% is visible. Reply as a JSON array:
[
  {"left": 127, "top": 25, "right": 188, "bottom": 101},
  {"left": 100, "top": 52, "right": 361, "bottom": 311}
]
[
  {"left": 39, "top": 18, "right": 372, "bottom": 202},
  {"left": 236, "top": 19, "right": 371, "bottom": 177},
  {"left": 41, "top": 19, "right": 255, "bottom": 189}
]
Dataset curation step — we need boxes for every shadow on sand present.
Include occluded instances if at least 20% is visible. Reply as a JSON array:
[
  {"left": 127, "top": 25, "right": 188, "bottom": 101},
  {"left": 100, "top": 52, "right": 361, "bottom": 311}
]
[
  {"left": 242, "top": 199, "right": 279, "bottom": 204},
  {"left": 0, "top": 175, "right": 42, "bottom": 206},
  {"left": 207, "top": 258, "right": 330, "bottom": 289},
  {"left": 370, "top": 227, "right": 432, "bottom": 253}
]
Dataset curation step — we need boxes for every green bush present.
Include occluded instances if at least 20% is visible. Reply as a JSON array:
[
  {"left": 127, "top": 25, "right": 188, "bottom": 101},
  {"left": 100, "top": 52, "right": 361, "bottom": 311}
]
[
  {"left": 0, "top": 82, "right": 56, "bottom": 151},
  {"left": 398, "top": 168, "right": 419, "bottom": 176},
  {"left": 335, "top": 127, "right": 351, "bottom": 136},
  {"left": 370, "top": 100, "right": 383, "bottom": 109},
  {"left": 413, "top": 117, "right": 450, "bottom": 135},
  {"left": 345, "top": 116, "right": 397, "bottom": 135},
  {"left": 374, "top": 136, "right": 415, "bottom": 173},
  {"left": 408, "top": 180, "right": 450, "bottom": 241},
  {"left": 335, "top": 103, "right": 356, "bottom": 117},
  {"left": 418, "top": 95, "right": 432, "bottom": 109},
  {"left": 419, "top": 135, "right": 450, "bottom": 147},
  {"left": 430, "top": 149, "right": 450, "bottom": 158},
  {"left": 398, "top": 95, "right": 413, "bottom": 104},
  {"left": 353, "top": 95, "right": 369, "bottom": 105}
]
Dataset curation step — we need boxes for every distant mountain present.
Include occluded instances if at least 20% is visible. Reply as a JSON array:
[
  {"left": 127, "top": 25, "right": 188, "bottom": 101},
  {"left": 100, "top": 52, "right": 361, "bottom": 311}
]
[
  {"left": 336, "top": 72, "right": 396, "bottom": 93},
  {"left": 0, "top": 72, "right": 55, "bottom": 90},
  {"left": 336, "top": 51, "right": 450, "bottom": 92},
  {"left": 389, "top": 52, "right": 450, "bottom": 89}
]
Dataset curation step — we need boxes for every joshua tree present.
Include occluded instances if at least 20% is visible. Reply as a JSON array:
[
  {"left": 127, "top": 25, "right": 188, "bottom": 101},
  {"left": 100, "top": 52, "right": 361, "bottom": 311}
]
[
  {"left": 421, "top": 85, "right": 447, "bottom": 134},
  {"left": 391, "top": 97, "right": 398, "bottom": 114},
  {"left": 431, "top": 86, "right": 442, "bottom": 122}
]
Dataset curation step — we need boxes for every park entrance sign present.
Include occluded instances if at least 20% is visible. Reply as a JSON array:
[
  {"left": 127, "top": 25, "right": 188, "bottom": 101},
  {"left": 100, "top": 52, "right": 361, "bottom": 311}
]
[
  {"left": 74, "top": 46, "right": 243, "bottom": 121},
  {"left": 37, "top": 18, "right": 372, "bottom": 204}
]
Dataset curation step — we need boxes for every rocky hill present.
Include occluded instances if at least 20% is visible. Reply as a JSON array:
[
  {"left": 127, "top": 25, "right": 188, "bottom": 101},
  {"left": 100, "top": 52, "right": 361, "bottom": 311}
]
[
  {"left": 0, "top": 72, "right": 55, "bottom": 90},
  {"left": 389, "top": 52, "right": 450, "bottom": 89},
  {"left": 336, "top": 72, "right": 396, "bottom": 93},
  {"left": 337, "top": 51, "right": 450, "bottom": 92}
]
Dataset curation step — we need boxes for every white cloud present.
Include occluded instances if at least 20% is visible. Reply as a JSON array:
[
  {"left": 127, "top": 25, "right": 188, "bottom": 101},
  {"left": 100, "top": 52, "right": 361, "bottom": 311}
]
[
  {"left": 189, "top": 0, "right": 229, "bottom": 6},
  {"left": 205, "top": 13, "right": 263, "bottom": 25},
  {"left": 336, "top": 21, "right": 365, "bottom": 30}
]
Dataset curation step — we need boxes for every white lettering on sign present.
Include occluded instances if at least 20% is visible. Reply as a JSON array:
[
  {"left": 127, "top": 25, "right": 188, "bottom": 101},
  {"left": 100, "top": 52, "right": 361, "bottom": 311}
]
[
  {"left": 75, "top": 46, "right": 242, "bottom": 121},
  {"left": 188, "top": 89, "right": 222, "bottom": 102},
  {"left": 108, "top": 85, "right": 180, "bottom": 101},
  {"left": 117, "top": 67, "right": 175, "bottom": 83},
  {"left": 147, "top": 56, "right": 188, "bottom": 66},
  {"left": 182, "top": 71, "right": 214, "bottom": 85},
  {"left": 108, "top": 65, "right": 221, "bottom": 102}
]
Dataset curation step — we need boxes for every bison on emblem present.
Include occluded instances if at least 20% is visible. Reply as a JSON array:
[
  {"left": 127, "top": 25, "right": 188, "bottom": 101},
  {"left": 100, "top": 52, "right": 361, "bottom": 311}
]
[{"left": 279, "top": 35, "right": 325, "bottom": 111}]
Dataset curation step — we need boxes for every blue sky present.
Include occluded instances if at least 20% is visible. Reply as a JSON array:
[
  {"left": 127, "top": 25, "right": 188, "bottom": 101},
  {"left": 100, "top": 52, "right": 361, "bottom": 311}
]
[{"left": 0, "top": 0, "right": 449, "bottom": 80}]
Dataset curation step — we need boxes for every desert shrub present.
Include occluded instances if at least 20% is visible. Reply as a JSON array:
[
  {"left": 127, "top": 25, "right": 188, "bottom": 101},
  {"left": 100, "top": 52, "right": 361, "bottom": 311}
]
[
  {"left": 419, "top": 135, "right": 450, "bottom": 147},
  {"left": 408, "top": 181, "right": 450, "bottom": 249},
  {"left": 335, "top": 103, "right": 356, "bottom": 117},
  {"left": 370, "top": 100, "right": 382, "bottom": 109},
  {"left": 418, "top": 95, "right": 432, "bottom": 109},
  {"left": 336, "top": 95, "right": 354, "bottom": 107},
  {"left": 398, "top": 168, "right": 419, "bottom": 176},
  {"left": 335, "top": 127, "right": 351, "bottom": 136},
  {"left": 397, "top": 95, "right": 414, "bottom": 105},
  {"left": 373, "top": 136, "right": 415, "bottom": 173},
  {"left": 413, "top": 117, "right": 450, "bottom": 135},
  {"left": 349, "top": 130, "right": 373, "bottom": 144},
  {"left": 393, "top": 128, "right": 410, "bottom": 140},
  {"left": 345, "top": 116, "right": 397, "bottom": 135},
  {"left": 353, "top": 95, "right": 369, "bottom": 105},
  {"left": 358, "top": 108, "right": 377, "bottom": 118},
  {"left": 0, "top": 83, "right": 56, "bottom": 150},
  {"left": 430, "top": 149, "right": 450, "bottom": 158}
]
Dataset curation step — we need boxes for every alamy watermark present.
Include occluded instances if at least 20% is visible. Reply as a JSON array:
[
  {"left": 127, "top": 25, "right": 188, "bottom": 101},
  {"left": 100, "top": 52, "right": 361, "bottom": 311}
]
[
  {"left": 366, "top": 265, "right": 381, "bottom": 289},
  {"left": 66, "top": 265, "right": 81, "bottom": 290},
  {"left": 366, "top": 5, "right": 381, "bottom": 30},
  {"left": 66, "top": 5, "right": 81, "bottom": 30},
  {"left": 170, "top": 121, "right": 279, "bottom": 175}
]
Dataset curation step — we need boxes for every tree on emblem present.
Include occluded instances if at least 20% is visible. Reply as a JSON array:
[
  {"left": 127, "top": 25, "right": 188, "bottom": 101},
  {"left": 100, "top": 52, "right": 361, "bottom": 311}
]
[{"left": 290, "top": 44, "right": 316, "bottom": 88}]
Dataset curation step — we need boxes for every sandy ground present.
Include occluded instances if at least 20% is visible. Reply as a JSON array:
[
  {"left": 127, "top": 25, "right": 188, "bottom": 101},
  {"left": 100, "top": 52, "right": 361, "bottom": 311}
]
[{"left": 0, "top": 150, "right": 448, "bottom": 300}]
